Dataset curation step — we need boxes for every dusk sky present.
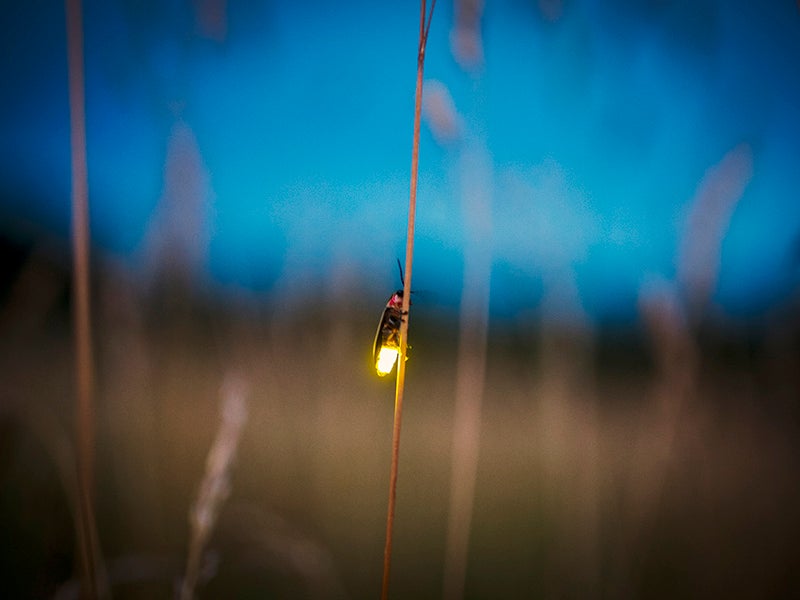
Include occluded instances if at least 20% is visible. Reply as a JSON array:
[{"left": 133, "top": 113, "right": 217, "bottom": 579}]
[{"left": 2, "top": 0, "right": 799, "bottom": 323}]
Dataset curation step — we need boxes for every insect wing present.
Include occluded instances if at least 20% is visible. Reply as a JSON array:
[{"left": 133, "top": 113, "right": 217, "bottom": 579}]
[
  {"left": 373, "top": 290, "right": 405, "bottom": 376},
  {"left": 373, "top": 305, "right": 392, "bottom": 364}
]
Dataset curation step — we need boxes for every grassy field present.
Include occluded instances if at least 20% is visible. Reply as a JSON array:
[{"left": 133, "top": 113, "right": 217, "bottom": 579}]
[{"left": 1, "top": 253, "right": 799, "bottom": 599}]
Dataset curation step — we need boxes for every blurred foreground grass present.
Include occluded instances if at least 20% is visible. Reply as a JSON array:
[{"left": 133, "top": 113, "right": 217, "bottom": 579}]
[{"left": 1, "top": 255, "right": 799, "bottom": 599}]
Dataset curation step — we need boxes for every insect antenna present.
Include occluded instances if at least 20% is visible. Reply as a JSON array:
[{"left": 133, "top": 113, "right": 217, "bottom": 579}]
[{"left": 396, "top": 258, "right": 405, "bottom": 289}]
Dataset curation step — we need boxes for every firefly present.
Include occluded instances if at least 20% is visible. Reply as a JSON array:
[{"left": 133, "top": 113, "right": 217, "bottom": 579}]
[{"left": 373, "top": 261, "right": 409, "bottom": 377}]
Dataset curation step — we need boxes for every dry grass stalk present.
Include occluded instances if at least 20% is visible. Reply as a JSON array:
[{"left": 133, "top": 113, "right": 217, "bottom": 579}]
[
  {"left": 677, "top": 143, "right": 752, "bottom": 318},
  {"left": 179, "top": 375, "right": 249, "bottom": 600},
  {"left": 635, "top": 282, "right": 697, "bottom": 505},
  {"left": 65, "top": 0, "right": 104, "bottom": 596},
  {"left": 381, "top": 2, "right": 436, "bottom": 598},
  {"left": 450, "top": 0, "right": 483, "bottom": 69},
  {"left": 621, "top": 143, "right": 751, "bottom": 587},
  {"left": 442, "top": 142, "right": 492, "bottom": 600}
]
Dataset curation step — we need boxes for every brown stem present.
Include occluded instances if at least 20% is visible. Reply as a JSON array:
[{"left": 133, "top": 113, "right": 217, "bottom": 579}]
[
  {"left": 381, "top": 2, "right": 436, "bottom": 599},
  {"left": 66, "top": 0, "right": 102, "bottom": 596},
  {"left": 443, "top": 145, "right": 492, "bottom": 600}
]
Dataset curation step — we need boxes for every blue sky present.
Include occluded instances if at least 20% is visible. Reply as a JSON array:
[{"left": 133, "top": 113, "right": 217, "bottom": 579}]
[{"left": 1, "top": 0, "right": 799, "bottom": 323}]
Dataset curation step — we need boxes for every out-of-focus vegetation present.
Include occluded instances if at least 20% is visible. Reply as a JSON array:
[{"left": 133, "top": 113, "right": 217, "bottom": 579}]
[
  {"left": 3, "top": 1, "right": 800, "bottom": 597},
  {"left": 1, "top": 236, "right": 798, "bottom": 598}
]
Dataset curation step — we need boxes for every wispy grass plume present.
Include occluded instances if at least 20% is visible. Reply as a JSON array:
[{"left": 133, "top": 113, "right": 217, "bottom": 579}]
[{"left": 179, "top": 374, "right": 249, "bottom": 600}]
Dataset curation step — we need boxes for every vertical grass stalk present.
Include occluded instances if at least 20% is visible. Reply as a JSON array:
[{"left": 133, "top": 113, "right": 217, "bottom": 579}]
[
  {"left": 381, "top": 2, "right": 436, "bottom": 598},
  {"left": 442, "top": 144, "right": 492, "bottom": 600},
  {"left": 180, "top": 375, "right": 249, "bottom": 600},
  {"left": 66, "top": 0, "right": 103, "bottom": 596}
]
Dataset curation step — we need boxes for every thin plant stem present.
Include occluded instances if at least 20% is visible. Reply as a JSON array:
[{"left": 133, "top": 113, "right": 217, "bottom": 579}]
[
  {"left": 66, "top": 0, "right": 103, "bottom": 596},
  {"left": 180, "top": 375, "right": 249, "bottom": 600},
  {"left": 442, "top": 144, "right": 492, "bottom": 600},
  {"left": 381, "top": 2, "right": 436, "bottom": 598}
]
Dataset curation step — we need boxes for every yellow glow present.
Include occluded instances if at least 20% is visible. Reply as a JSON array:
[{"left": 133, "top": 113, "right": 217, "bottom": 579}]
[{"left": 375, "top": 345, "right": 400, "bottom": 377}]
